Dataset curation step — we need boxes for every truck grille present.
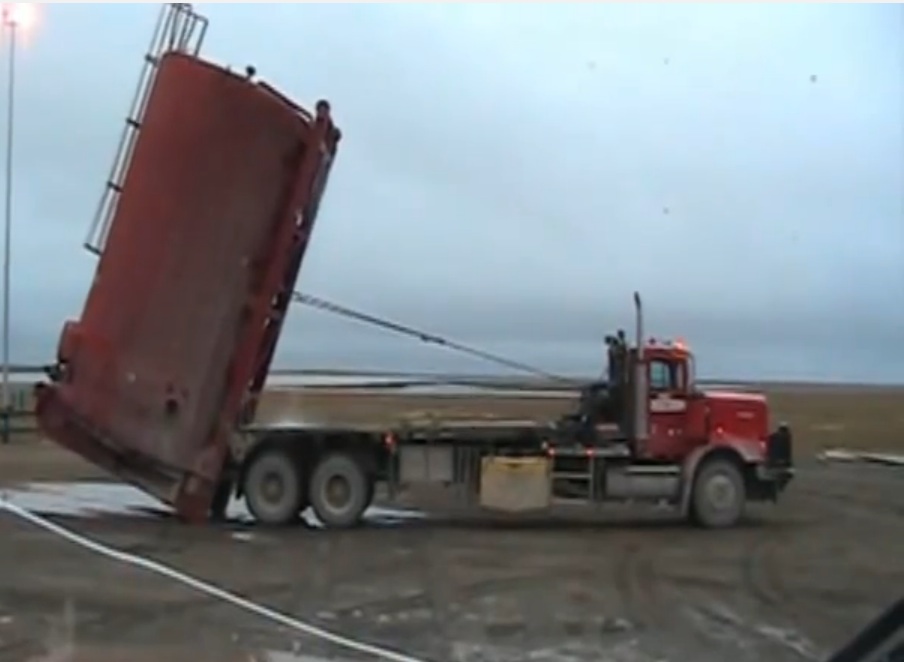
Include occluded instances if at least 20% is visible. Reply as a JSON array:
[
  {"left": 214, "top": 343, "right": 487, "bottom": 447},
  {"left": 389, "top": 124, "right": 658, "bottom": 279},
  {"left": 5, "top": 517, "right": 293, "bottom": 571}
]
[{"left": 768, "top": 426, "right": 793, "bottom": 467}]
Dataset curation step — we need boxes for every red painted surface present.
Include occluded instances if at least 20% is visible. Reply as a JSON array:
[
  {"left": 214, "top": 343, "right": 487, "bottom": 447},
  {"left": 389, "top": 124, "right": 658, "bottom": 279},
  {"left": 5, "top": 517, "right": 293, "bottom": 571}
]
[{"left": 35, "top": 52, "right": 340, "bottom": 521}]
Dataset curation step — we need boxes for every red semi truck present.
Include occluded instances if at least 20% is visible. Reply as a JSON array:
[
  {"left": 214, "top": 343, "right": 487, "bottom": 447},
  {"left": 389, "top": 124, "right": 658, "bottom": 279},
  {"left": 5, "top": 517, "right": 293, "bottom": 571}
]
[
  {"left": 34, "top": 4, "right": 793, "bottom": 529},
  {"left": 229, "top": 299, "right": 794, "bottom": 529}
]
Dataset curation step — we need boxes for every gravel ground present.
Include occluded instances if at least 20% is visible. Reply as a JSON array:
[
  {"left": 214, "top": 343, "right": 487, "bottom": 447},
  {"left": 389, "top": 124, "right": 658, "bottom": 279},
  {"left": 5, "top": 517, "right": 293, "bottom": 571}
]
[{"left": 0, "top": 459, "right": 901, "bottom": 662}]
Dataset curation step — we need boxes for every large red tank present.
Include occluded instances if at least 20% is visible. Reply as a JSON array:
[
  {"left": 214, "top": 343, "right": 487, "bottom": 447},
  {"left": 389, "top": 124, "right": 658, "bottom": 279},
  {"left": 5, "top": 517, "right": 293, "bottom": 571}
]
[{"left": 34, "top": 52, "right": 340, "bottom": 522}]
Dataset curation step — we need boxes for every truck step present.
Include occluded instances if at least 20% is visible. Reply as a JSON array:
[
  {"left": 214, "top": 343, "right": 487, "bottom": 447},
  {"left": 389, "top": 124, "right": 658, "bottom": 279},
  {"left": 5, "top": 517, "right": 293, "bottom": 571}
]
[
  {"left": 547, "top": 445, "right": 631, "bottom": 459},
  {"left": 551, "top": 471, "right": 593, "bottom": 481}
]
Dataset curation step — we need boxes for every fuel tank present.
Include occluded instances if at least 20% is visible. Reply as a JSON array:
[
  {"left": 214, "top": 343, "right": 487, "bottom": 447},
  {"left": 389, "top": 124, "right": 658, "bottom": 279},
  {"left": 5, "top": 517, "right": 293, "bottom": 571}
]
[{"left": 35, "top": 51, "right": 340, "bottom": 522}]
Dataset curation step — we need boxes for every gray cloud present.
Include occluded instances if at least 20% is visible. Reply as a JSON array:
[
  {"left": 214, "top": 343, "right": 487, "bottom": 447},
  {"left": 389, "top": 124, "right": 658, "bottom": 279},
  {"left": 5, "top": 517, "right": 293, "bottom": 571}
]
[{"left": 6, "top": 3, "right": 903, "bottom": 383}]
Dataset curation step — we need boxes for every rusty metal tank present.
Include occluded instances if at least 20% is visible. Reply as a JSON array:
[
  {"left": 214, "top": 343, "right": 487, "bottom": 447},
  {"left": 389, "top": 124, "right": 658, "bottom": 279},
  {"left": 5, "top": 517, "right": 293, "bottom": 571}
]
[{"left": 35, "top": 51, "right": 341, "bottom": 522}]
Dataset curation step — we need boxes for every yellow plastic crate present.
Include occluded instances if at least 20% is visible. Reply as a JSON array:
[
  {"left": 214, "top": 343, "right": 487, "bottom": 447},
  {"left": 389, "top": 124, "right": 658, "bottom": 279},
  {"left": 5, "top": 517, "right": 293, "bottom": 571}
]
[{"left": 479, "top": 456, "right": 552, "bottom": 512}]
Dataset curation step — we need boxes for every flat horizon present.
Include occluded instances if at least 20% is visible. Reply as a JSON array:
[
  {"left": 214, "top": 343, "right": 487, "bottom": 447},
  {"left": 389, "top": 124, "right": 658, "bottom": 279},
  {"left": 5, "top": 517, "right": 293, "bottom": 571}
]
[{"left": 3, "top": 367, "right": 902, "bottom": 390}]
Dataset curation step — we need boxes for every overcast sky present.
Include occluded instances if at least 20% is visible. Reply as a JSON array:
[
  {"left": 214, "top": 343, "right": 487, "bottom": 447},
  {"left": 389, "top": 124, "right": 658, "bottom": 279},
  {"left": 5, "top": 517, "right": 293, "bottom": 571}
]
[{"left": 7, "top": 3, "right": 904, "bottom": 382}]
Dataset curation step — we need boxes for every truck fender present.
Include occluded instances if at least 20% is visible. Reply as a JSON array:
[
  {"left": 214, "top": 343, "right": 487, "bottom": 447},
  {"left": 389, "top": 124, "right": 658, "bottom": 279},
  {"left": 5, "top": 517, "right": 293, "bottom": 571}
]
[{"left": 678, "top": 441, "right": 760, "bottom": 517}]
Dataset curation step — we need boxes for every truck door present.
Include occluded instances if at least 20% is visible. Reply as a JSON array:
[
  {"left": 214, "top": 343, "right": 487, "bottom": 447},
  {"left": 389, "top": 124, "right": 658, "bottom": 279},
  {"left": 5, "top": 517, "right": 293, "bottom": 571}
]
[{"left": 647, "top": 358, "right": 689, "bottom": 459}]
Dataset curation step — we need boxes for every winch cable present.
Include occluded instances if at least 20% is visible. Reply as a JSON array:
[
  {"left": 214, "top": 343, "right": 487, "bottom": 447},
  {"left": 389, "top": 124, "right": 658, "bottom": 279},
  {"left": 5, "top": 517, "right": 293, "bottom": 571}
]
[{"left": 291, "top": 291, "right": 568, "bottom": 383}]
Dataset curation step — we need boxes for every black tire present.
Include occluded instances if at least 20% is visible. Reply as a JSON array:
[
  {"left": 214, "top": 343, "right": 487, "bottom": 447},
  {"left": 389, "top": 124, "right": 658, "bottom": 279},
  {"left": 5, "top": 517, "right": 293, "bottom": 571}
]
[
  {"left": 243, "top": 449, "right": 303, "bottom": 526},
  {"left": 209, "top": 479, "right": 233, "bottom": 522},
  {"left": 309, "top": 453, "right": 369, "bottom": 529},
  {"left": 690, "top": 458, "right": 745, "bottom": 529}
]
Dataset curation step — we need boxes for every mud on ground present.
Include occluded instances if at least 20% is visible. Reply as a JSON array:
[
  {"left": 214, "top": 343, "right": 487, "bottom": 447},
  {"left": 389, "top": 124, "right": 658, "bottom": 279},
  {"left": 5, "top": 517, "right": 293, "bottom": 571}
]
[{"left": 0, "top": 460, "right": 902, "bottom": 661}]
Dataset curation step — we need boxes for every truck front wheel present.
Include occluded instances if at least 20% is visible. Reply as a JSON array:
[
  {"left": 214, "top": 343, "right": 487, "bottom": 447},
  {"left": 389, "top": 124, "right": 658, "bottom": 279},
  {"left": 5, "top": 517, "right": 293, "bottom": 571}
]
[
  {"left": 243, "top": 449, "right": 303, "bottom": 526},
  {"left": 309, "top": 453, "right": 369, "bottom": 529},
  {"left": 690, "top": 458, "right": 745, "bottom": 529}
]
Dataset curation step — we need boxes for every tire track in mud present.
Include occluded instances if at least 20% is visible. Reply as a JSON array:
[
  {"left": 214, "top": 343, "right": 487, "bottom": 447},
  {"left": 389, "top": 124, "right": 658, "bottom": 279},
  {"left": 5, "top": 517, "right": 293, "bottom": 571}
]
[
  {"left": 645, "top": 536, "right": 804, "bottom": 660},
  {"left": 305, "top": 529, "right": 634, "bottom": 647},
  {"left": 611, "top": 538, "right": 663, "bottom": 632},
  {"left": 654, "top": 535, "right": 790, "bottom": 611},
  {"left": 610, "top": 534, "right": 771, "bottom": 657},
  {"left": 317, "top": 557, "right": 589, "bottom": 625},
  {"left": 419, "top": 527, "right": 459, "bottom": 660},
  {"left": 739, "top": 534, "right": 822, "bottom": 656},
  {"left": 657, "top": 530, "right": 836, "bottom": 661},
  {"left": 657, "top": 544, "right": 883, "bottom": 615},
  {"left": 742, "top": 537, "right": 788, "bottom": 608},
  {"left": 431, "top": 530, "right": 613, "bottom": 648}
]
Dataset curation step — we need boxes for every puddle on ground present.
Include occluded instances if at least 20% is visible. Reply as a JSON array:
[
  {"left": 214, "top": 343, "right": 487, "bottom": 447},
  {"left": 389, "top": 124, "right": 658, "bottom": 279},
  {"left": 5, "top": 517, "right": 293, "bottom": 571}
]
[
  {"left": 858, "top": 452, "right": 904, "bottom": 466},
  {"left": 0, "top": 481, "right": 425, "bottom": 530},
  {"left": 819, "top": 449, "right": 904, "bottom": 466}
]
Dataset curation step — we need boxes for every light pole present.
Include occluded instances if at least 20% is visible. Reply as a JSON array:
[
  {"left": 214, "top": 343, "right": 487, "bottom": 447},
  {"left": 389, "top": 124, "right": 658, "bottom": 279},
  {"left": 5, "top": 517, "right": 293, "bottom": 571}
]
[{"left": 0, "top": 3, "right": 34, "bottom": 444}]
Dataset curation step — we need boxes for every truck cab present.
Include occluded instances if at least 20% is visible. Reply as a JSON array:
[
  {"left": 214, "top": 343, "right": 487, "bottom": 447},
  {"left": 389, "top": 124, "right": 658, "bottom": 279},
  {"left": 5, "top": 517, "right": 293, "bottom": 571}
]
[
  {"left": 638, "top": 340, "right": 776, "bottom": 461},
  {"left": 568, "top": 294, "right": 793, "bottom": 495}
]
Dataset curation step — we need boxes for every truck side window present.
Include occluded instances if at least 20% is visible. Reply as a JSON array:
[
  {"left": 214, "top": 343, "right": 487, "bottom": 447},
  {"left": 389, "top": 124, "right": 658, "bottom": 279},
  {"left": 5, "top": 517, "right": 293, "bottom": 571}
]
[{"left": 650, "top": 360, "right": 673, "bottom": 392}]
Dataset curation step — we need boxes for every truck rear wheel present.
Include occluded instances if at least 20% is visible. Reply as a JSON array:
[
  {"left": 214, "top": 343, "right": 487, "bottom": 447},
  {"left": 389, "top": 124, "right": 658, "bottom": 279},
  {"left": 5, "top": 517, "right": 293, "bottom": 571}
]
[
  {"left": 309, "top": 453, "right": 369, "bottom": 529},
  {"left": 243, "top": 449, "right": 303, "bottom": 526},
  {"left": 691, "top": 458, "right": 745, "bottom": 529}
]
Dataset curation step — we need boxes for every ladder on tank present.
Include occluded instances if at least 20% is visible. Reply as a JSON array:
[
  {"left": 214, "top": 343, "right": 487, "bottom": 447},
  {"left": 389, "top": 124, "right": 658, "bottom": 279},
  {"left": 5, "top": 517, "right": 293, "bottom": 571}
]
[{"left": 84, "top": 3, "right": 209, "bottom": 256}]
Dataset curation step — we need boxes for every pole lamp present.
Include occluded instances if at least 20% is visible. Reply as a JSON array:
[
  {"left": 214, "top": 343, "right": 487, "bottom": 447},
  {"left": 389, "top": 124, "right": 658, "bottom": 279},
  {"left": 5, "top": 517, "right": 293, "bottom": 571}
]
[{"left": 0, "top": 2, "right": 34, "bottom": 444}]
